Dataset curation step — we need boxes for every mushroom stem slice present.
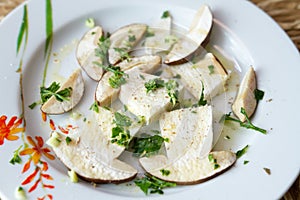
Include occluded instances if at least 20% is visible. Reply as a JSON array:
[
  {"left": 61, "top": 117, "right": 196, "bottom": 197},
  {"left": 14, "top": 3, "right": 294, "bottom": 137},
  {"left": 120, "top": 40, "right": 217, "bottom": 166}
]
[
  {"left": 140, "top": 151, "right": 236, "bottom": 185},
  {"left": 95, "top": 55, "right": 161, "bottom": 106},
  {"left": 76, "top": 26, "right": 105, "bottom": 81},
  {"left": 164, "top": 5, "right": 213, "bottom": 65},
  {"left": 108, "top": 23, "right": 147, "bottom": 65},
  {"left": 41, "top": 69, "right": 84, "bottom": 114},
  {"left": 232, "top": 67, "right": 257, "bottom": 122}
]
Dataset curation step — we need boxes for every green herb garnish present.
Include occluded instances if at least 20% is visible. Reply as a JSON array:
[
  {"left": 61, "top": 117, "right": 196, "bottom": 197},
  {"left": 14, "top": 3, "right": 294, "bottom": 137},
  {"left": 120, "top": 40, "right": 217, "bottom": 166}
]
[
  {"left": 165, "top": 80, "right": 179, "bottom": 106},
  {"left": 134, "top": 175, "right": 176, "bottom": 195},
  {"left": 128, "top": 35, "right": 136, "bottom": 42},
  {"left": 244, "top": 160, "right": 250, "bottom": 165},
  {"left": 208, "top": 65, "right": 215, "bottom": 74},
  {"left": 113, "top": 112, "right": 132, "bottom": 127},
  {"left": 132, "top": 134, "right": 166, "bottom": 157},
  {"left": 160, "top": 169, "right": 171, "bottom": 176},
  {"left": 144, "top": 78, "right": 165, "bottom": 93},
  {"left": 65, "top": 137, "right": 72, "bottom": 145},
  {"left": 94, "top": 64, "right": 128, "bottom": 88},
  {"left": 224, "top": 108, "right": 267, "bottom": 134},
  {"left": 89, "top": 101, "right": 99, "bottom": 113},
  {"left": 40, "top": 82, "right": 72, "bottom": 103},
  {"left": 114, "top": 47, "right": 131, "bottom": 61},
  {"left": 111, "top": 126, "right": 131, "bottom": 147},
  {"left": 254, "top": 89, "right": 265, "bottom": 101},
  {"left": 85, "top": 18, "right": 95, "bottom": 28},
  {"left": 236, "top": 145, "right": 249, "bottom": 159},
  {"left": 10, "top": 146, "right": 23, "bottom": 165},
  {"left": 263, "top": 167, "right": 271, "bottom": 175},
  {"left": 208, "top": 153, "right": 220, "bottom": 170},
  {"left": 197, "top": 82, "right": 207, "bottom": 106},
  {"left": 145, "top": 28, "right": 155, "bottom": 37},
  {"left": 161, "top": 11, "right": 170, "bottom": 19},
  {"left": 95, "top": 33, "right": 111, "bottom": 61}
]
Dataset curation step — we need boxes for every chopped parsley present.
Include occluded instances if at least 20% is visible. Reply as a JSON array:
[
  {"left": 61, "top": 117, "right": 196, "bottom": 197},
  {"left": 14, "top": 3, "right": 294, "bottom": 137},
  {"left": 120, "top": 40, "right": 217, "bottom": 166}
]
[
  {"left": 161, "top": 11, "right": 170, "bottom": 19},
  {"left": 113, "top": 112, "right": 132, "bottom": 127},
  {"left": 111, "top": 126, "right": 131, "bottom": 147},
  {"left": 134, "top": 175, "right": 176, "bottom": 195},
  {"left": 111, "top": 112, "right": 132, "bottom": 147},
  {"left": 132, "top": 134, "right": 166, "bottom": 157},
  {"left": 114, "top": 47, "right": 131, "bottom": 61},
  {"left": 208, "top": 65, "right": 215, "bottom": 74},
  {"left": 85, "top": 18, "right": 95, "bottom": 28},
  {"left": 197, "top": 82, "right": 207, "bottom": 106},
  {"left": 224, "top": 108, "right": 267, "bottom": 134},
  {"left": 160, "top": 169, "right": 171, "bottom": 176},
  {"left": 224, "top": 135, "right": 231, "bottom": 140},
  {"left": 89, "top": 101, "right": 99, "bottom": 113},
  {"left": 95, "top": 33, "right": 111, "bottom": 61},
  {"left": 40, "top": 82, "right": 72, "bottom": 103},
  {"left": 208, "top": 154, "right": 220, "bottom": 170},
  {"left": 9, "top": 145, "right": 23, "bottom": 165},
  {"left": 145, "top": 28, "right": 155, "bottom": 37},
  {"left": 236, "top": 145, "right": 249, "bottom": 159},
  {"left": 173, "top": 74, "right": 181, "bottom": 79},
  {"left": 254, "top": 89, "right": 265, "bottom": 101},
  {"left": 65, "top": 137, "right": 72, "bottom": 145},
  {"left": 95, "top": 64, "right": 128, "bottom": 88},
  {"left": 128, "top": 35, "right": 136, "bottom": 42},
  {"left": 165, "top": 80, "right": 179, "bottom": 106},
  {"left": 144, "top": 78, "right": 165, "bottom": 93},
  {"left": 243, "top": 160, "right": 250, "bottom": 165}
]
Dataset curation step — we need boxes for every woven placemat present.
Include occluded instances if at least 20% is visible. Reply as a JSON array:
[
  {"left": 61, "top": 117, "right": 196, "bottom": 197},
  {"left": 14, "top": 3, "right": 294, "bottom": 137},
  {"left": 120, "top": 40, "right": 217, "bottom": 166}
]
[{"left": 0, "top": 0, "right": 299, "bottom": 200}]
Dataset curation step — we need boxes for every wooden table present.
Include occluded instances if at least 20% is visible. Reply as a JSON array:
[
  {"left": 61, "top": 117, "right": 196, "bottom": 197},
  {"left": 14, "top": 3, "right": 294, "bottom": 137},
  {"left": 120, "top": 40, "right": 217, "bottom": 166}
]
[{"left": 0, "top": 0, "right": 299, "bottom": 199}]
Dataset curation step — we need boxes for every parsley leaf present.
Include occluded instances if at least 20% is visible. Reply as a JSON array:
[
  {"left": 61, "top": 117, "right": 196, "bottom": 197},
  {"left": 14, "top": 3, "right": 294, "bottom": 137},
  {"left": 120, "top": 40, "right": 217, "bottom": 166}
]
[
  {"left": 9, "top": 145, "right": 23, "bottom": 165},
  {"left": 144, "top": 78, "right": 165, "bottom": 93},
  {"left": 114, "top": 47, "right": 131, "bottom": 61},
  {"left": 161, "top": 11, "right": 170, "bottom": 19},
  {"left": 40, "top": 82, "right": 72, "bottom": 103},
  {"left": 224, "top": 108, "right": 267, "bottom": 134},
  {"left": 236, "top": 145, "right": 249, "bottom": 159},
  {"left": 134, "top": 175, "right": 176, "bottom": 195},
  {"left": 160, "top": 169, "right": 171, "bottom": 176},
  {"left": 111, "top": 126, "right": 131, "bottom": 147},
  {"left": 208, "top": 153, "right": 220, "bottom": 170},
  {"left": 132, "top": 134, "right": 165, "bottom": 157},
  {"left": 254, "top": 89, "right": 265, "bottom": 101},
  {"left": 95, "top": 33, "right": 111, "bottom": 61},
  {"left": 114, "top": 112, "right": 132, "bottom": 127},
  {"left": 208, "top": 65, "right": 214, "bottom": 74},
  {"left": 197, "top": 82, "right": 207, "bottom": 106},
  {"left": 165, "top": 80, "right": 179, "bottom": 106},
  {"left": 89, "top": 101, "right": 99, "bottom": 113}
]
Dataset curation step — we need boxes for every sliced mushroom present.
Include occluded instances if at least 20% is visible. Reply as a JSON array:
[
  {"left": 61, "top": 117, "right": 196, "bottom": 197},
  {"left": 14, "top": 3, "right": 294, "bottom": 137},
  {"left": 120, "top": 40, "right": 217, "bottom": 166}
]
[
  {"left": 144, "top": 12, "right": 176, "bottom": 54},
  {"left": 41, "top": 69, "right": 84, "bottom": 114},
  {"left": 140, "top": 106, "right": 236, "bottom": 184},
  {"left": 140, "top": 151, "right": 236, "bottom": 185},
  {"left": 232, "top": 67, "right": 257, "bottom": 122},
  {"left": 119, "top": 70, "right": 183, "bottom": 124},
  {"left": 169, "top": 52, "right": 228, "bottom": 100},
  {"left": 108, "top": 24, "right": 147, "bottom": 65},
  {"left": 76, "top": 26, "right": 105, "bottom": 81},
  {"left": 50, "top": 107, "right": 141, "bottom": 183},
  {"left": 164, "top": 5, "right": 213, "bottom": 65},
  {"left": 95, "top": 55, "right": 161, "bottom": 106}
]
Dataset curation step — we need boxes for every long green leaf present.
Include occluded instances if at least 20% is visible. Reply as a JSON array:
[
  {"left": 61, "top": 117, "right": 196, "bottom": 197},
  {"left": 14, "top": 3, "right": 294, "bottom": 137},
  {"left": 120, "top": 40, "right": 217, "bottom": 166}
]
[
  {"left": 45, "top": 0, "right": 53, "bottom": 56},
  {"left": 42, "top": 0, "right": 53, "bottom": 87},
  {"left": 16, "top": 5, "right": 28, "bottom": 55}
]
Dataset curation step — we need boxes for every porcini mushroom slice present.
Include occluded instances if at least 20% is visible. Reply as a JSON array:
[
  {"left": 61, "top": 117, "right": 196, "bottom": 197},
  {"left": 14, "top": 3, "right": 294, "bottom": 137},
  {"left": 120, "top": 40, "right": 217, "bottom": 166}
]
[
  {"left": 144, "top": 11, "right": 176, "bottom": 54},
  {"left": 232, "top": 67, "right": 257, "bottom": 122},
  {"left": 95, "top": 55, "right": 161, "bottom": 106},
  {"left": 108, "top": 23, "right": 147, "bottom": 65},
  {"left": 140, "top": 151, "right": 236, "bottom": 185},
  {"left": 76, "top": 26, "right": 105, "bottom": 81},
  {"left": 169, "top": 52, "right": 228, "bottom": 100},
  {"left": 140, "top": 106, "right": 236, "bottom": 184},
  {"left": 41, "top": 69, "right": 84, "bottom": 114},
  {"left": 119, "top": 71, "right": 183, "bottom": 125},
  {"left": 50, "top": 108, "right": 141, "bottom": 183},
  {"left": 164, "top": 5, "right": 213, "bottom": 65}
]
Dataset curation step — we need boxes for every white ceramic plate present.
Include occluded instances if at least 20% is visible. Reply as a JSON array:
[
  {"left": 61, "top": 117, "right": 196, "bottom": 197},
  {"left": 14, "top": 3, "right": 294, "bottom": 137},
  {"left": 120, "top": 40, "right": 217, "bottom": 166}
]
[{"left": 0, "top": 0, "right": 299, "bottom": 199}]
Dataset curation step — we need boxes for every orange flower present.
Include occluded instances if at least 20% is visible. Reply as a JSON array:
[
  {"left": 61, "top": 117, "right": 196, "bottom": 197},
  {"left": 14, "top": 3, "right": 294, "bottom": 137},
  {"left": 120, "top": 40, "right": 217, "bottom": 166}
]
[
  {"left": 20, "top": 136, "right": 55, "bottom": 165},
  {"left": 0, "top": 115, "right": 24, "bottom": 145}
]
